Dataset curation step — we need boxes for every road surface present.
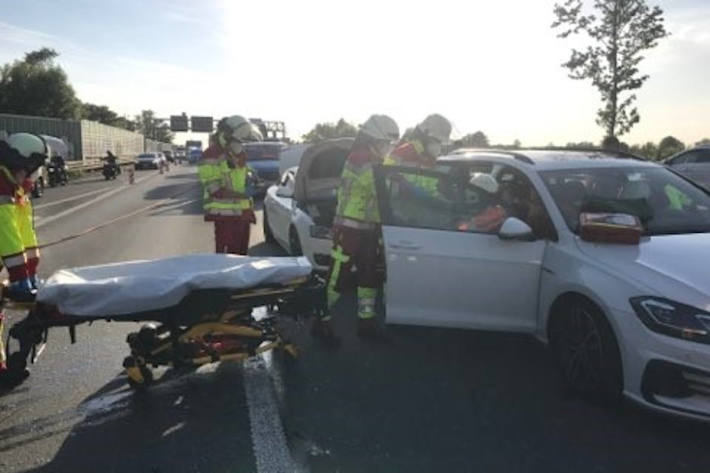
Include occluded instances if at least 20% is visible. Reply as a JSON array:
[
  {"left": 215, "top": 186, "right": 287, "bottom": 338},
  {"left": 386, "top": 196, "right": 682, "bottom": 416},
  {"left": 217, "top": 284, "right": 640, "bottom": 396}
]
[{"left": 1, "top": 165, "right": 709, "bottom": 473}]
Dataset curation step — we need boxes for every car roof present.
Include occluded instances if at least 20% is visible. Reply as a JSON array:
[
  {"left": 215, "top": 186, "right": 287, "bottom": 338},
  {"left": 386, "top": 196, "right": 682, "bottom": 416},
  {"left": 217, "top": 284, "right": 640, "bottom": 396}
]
[{"left": 440, "top": 148, "right": 659, "bottom": 171}]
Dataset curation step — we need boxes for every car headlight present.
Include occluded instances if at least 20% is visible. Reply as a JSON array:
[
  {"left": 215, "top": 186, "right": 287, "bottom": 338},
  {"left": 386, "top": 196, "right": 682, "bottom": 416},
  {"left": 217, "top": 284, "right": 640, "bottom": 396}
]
[
  {"left": 309, "top": 225, "right": 333, "bottom": 240},
  {"left": 630, "top": 297, "right": 710, "bottom": 344}
]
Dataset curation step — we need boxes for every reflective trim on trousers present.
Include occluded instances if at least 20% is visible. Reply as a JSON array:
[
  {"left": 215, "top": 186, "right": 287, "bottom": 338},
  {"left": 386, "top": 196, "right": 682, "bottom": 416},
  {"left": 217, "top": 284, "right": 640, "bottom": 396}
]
[
  {"left": 323, "top": 244, "right": 351, "bottom": 320},
  {"left": 333, "top": 216, "right": 378, "bottom": 230},
  {"left": 25, "top": 246, "right": 39, "bottom": 259},
  {"left": 357, "top": 287, "right": 377, "bottom": 320},
  {"left": 2, "top": 252, "right": 26, "bottom": 268}
]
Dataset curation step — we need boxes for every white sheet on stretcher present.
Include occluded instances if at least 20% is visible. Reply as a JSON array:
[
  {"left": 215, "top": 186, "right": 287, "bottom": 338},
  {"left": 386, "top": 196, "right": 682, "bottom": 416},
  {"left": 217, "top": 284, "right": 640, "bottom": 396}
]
[{"left": 37, "top": 254, "right": 313, "bottom": 316}]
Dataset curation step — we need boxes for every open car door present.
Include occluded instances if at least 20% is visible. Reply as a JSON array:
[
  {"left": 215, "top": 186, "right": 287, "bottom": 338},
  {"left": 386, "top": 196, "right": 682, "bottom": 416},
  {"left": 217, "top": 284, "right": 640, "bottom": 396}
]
[{"left": 374, "top": 164, "right": 546, "bottom": 332}]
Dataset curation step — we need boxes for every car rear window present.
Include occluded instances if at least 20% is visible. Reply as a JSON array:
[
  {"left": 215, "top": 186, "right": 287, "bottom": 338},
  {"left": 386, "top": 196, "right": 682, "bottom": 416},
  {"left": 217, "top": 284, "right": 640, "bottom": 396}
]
[{"left": 244, "top": 144, "right": 283, "bottom": 161}]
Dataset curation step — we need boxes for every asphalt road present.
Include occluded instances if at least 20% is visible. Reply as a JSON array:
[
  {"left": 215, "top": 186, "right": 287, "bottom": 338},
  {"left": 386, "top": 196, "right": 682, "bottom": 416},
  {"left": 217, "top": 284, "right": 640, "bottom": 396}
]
[{"left": 1, "top": 165, "right": 709, "bottom": 473}]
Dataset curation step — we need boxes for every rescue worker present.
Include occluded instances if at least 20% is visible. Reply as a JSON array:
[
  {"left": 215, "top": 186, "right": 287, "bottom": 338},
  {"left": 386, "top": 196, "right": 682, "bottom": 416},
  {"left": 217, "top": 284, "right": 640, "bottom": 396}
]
[
  {"left": 199, "top": 116, "right": 262, "bottom": 255},
  {"left": 0, "top": 133, "right": 47, "bottom": 372},
  {"left": 312, "top": 115, "right": 400, "bottom": 341},
  {"left": 384, "top": 113, "right": 452, "bottom": 173}
]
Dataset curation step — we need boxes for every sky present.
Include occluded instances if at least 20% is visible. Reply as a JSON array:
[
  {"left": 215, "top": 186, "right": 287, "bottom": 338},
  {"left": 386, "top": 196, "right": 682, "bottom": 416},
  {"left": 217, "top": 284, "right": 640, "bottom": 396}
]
[{"left": 1, "top": 0, "right": 708, "bottom": 146}]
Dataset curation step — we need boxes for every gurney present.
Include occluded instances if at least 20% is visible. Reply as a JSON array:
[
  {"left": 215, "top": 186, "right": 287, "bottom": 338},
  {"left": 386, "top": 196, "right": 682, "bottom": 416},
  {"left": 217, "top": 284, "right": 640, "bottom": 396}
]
[{"left": 1, "top": 254, "right": 325, "bottom": 388}]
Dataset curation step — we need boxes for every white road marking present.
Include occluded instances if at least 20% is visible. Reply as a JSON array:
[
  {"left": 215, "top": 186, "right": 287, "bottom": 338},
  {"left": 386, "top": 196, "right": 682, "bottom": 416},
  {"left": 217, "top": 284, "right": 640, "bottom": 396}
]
[
  {"left": 244, "top": 356, "right": 295, "bottom": 473},
  {"left": 34, "top": 187, "right": 115, "bottom": 210},
  {"left": 35, "top": 172, "right": 157, "bottom": 229}
]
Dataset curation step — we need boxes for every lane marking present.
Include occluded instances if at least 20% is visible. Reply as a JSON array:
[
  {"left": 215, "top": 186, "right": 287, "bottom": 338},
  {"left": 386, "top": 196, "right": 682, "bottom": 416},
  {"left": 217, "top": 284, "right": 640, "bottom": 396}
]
[
  {"left": 35, "top": 172, "right": 158, "bottom": 229},
  {"left": 244, "top": 356, "right": 295, "bottom": 473},
  {"left": 34, "top": 187, "right": 117, "bottom": 210}
]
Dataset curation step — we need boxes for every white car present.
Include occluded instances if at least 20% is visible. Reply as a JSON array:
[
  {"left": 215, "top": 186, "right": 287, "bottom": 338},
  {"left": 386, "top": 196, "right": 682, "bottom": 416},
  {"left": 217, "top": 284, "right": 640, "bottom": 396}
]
[
  {"left": 374, "top": 149, "right": 710, "bottom": 421},
  {"left": 263, "top": 138, "right": 353, "bottom": 272},
  {"left": 135, "top": 152, "right": 164, "bottom": 170}
]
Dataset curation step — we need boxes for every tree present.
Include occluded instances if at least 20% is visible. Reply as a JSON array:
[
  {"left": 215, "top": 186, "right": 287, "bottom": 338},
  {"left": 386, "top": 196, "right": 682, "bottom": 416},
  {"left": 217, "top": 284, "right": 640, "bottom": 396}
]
[
  {"left": 134, "top": 109, "right": 173, "bottom": 142},
  {"left": 630, "top": 141, "right": 658, "bottom": 159},
  {"left": 657, "top": 136, "right": 684, "bottom": 160},
  {"left": 566, "top": 141, "right": 596, "bottom": 148},
  {"left": 552, "top": 0, "right": 668, "bottom": 138},
  {"left": 0, "top": 47, "right": 81, "bottom": 119},
  {"left": 695, "top": 138, "right": 710, "bottom": 147},
  {"left": 81, "top": 102, "right": 135, "bottom": 130},
  {"left": 459, "top": 131, "right": 489, "bottom": 148},
  {"left": 302, "top": 118, "right": 358, "bottom": 143}
]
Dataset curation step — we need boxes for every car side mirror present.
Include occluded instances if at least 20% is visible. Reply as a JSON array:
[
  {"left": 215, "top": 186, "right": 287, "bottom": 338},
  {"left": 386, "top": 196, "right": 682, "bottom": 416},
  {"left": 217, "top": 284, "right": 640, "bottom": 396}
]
[
  {"left": 498, "top": 217, "right": 535, "bottom": 241},
  {"left": 276, "top": 186, "right": 293, "bottom": 198}
]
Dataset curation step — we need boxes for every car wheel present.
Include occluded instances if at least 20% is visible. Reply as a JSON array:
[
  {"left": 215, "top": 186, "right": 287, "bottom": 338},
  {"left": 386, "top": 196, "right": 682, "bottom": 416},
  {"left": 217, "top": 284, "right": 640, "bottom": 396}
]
[
  {"left": 289, "top": 227, "right": 302, "bottom": 256},
  {"left": 263, "top": 207, "right": 276, "bottom": 244},
  {"left": 548, "top": 296, "right": 623, "bottom": 403}
]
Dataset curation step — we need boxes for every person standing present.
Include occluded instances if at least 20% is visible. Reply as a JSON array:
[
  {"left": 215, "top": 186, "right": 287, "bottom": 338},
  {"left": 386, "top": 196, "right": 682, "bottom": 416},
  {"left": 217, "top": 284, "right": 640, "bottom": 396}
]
[
  {"left": 312, "top": 115, "right": 400, "bottom": 341},
  {"left": 199, "top": 116, "right": 262, "bottom": 254},
  {"left": 0, "top": 134, "right": 47, "bottom": 372}
]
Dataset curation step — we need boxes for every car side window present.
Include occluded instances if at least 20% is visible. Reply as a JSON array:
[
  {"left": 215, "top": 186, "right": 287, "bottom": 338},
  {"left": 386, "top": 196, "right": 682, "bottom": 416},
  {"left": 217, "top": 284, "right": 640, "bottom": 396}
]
[
  {"left": 378, "top": 166, "right": 504, "bottom": 234},
  {"left": 696, "top": 150, "right": 710, "bottom": 164},
  {"left": 495, "top": 166, "right": 557, "bottom": 240}
]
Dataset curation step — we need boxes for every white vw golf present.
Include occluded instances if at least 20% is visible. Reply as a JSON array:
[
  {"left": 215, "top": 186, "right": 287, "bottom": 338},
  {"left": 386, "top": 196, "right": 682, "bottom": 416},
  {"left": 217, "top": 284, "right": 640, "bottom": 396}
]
[{"left": 374, "top": 149, "right": 710, "bottom": 421}]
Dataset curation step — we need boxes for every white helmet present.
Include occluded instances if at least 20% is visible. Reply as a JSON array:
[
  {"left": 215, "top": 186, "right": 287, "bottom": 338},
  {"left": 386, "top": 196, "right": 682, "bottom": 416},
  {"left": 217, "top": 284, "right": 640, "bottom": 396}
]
[
  {"left": 217, "top": 115, "right": 263, "bottom": 145},
  {"left": 470, "top": 173, "right": 499, "bottom": 194},
  {"left": 360, "top": 114, "right": 400, "bottom": 142},
  {"left": 8, "top": 133, "right": 47, "bottom": 158},
  {"left": 417, "top": 114, "right": 452, "bottom": 145},
  {"left": 4, "top": 133, "right": 47, "bottom": 173}
]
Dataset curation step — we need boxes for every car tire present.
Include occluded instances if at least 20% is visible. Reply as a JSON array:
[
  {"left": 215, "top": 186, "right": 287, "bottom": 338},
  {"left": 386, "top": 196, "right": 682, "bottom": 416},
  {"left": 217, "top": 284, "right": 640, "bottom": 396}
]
[
  {"left": 263, "top": 207, "right": 276, "bottom": 244},
  {"left": 548, "top": 295, "right": 623, "bottom": 404},
  {"left": 289, "top": 227, "right": 302, "bottom": 256}
]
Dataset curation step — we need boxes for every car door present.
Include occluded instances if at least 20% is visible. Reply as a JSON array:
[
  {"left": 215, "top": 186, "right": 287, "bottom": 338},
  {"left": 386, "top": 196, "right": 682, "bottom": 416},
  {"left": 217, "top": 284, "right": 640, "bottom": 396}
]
[
  {"left": 375, "top": 164, "right": 547, "bottom": 332},
  {"left": 269, "top": 170, "right": 296, "bottom": 248}
]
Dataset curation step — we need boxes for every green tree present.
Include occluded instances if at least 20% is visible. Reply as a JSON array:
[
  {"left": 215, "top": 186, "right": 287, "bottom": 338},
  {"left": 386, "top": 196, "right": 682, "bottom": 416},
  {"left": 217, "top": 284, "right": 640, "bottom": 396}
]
[
  {"left": 695, "top": 138, "right": 710, "bottom": 147},
  {"left": 459, "top": 131, "right": 489, "bottom": 148},
  {"left": 630, "top": 141, "right": 658, "bottom": 159},
  {"left": 657, "top": 136, "right": 684, "bottom": 160},
  {"left": 134, "top": 110, "right": 173, "bottom": 143},
  {"left": 566, "top": 141, "right": 596, "bottom": 148},
  {"left": 302, "top": 118, "right": 357, "bottom": 142},
  {"left": 552, "top": 0, "right": 668, "bottom": 138},
  {"left": 81, "top": 102, "right": 135, "bottom": 130},
  {"left": 0, "top": 47, "right": 81, "bottom": 119}
]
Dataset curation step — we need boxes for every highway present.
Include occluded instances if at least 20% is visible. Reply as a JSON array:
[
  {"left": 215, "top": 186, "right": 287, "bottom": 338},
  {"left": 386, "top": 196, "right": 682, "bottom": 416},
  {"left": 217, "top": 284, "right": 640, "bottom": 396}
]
[{"left": 1, "top": 164, "right": 709, "bottom": 473}]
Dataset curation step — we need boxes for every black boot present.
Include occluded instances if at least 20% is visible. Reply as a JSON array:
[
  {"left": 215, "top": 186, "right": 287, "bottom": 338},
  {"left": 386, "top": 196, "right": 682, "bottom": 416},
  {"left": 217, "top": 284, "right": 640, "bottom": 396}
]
[
  {"left": 357, "top": 318, "right": 389, "bottom": 341},
  {"left": 311, "top": 319, "right": 341, "bottom": 347}
]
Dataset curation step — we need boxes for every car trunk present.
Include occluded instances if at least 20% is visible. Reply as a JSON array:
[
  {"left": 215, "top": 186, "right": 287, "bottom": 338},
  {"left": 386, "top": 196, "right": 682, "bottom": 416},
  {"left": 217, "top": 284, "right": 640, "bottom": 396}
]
[{"left": 294, "top": 138, "right": 354, "bottom": 226}]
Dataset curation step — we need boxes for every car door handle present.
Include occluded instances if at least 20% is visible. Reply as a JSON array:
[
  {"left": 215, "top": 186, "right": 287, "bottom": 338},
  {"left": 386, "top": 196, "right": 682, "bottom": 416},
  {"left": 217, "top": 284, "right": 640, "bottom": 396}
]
[{"left": 389, "top": 241, "right": 420, "bottom": 250}]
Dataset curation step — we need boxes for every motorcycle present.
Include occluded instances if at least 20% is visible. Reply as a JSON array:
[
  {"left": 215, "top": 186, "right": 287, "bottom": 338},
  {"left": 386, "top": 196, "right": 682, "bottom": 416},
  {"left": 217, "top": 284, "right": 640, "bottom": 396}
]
[
  {"left": 47, "top": 162, "right": 68, "bottom": 187},
  {"left": 102, "top": 162, "right": 120, "bottom": 180}
]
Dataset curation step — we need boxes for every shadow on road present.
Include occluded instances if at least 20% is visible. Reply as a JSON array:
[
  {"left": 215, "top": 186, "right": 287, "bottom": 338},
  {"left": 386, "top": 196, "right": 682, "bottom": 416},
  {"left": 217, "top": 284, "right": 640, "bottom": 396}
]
[
  {"left": 278, "top": 293, "right": 710, "bottom": 473},
  {"left": 18, "top": 363, "right": 256, "bottom": 473}
]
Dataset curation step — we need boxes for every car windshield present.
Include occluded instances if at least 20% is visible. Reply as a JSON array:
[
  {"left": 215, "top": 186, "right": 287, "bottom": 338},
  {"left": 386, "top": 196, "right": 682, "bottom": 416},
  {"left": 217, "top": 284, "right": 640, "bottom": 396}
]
[
  {"left": 244, "top": 144, "right": 282, "bottom": 161},
  {"left": 138, "top": 154, "right": 156, "bottom": 159},
  {"left": 541, "top": 166, "right": 710, "bottom": 235}
]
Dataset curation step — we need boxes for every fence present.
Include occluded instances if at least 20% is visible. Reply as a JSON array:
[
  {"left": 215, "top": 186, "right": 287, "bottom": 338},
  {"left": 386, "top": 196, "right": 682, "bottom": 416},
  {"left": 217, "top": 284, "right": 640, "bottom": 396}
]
[{"left": 0, "top": 113, "right": 171, "bottom": 163}]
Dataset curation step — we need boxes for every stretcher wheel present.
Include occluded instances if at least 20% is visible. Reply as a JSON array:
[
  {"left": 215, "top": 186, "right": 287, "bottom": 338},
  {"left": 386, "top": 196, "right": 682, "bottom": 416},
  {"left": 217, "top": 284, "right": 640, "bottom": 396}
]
[
  {"left": 123, "top": 356, "right": 154, "bottom": 390},
  {"left": 279, "top": 343, "right": 299, "bottom": 361}
]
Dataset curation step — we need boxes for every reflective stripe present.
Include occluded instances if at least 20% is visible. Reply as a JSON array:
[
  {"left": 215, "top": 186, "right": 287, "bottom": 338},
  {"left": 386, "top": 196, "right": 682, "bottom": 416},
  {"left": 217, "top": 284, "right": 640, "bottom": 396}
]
[
  {"left": 205, "top": 207, "right": 243, "bottom": 216},
  {"left": 2, "top": 253, "right": 26, "bottom": 268},
  {"left": 25, "top": 247, "right": 40, "bottom": 259},
  {"left": 357, "top": 287, "right": 377, "bottom": 319},
  {"left": 333, "top": 216, "right": 377, "bottom": 230},
  {"left": 326, "top": 245, "right": 350, "bottom": 310}
]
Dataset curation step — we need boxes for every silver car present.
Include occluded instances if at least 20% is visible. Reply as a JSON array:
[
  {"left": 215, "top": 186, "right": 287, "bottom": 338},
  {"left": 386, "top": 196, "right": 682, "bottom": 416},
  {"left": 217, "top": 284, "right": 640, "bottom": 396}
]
[{"left": 666, "top": 146, "right": 710, "bottom": 190}]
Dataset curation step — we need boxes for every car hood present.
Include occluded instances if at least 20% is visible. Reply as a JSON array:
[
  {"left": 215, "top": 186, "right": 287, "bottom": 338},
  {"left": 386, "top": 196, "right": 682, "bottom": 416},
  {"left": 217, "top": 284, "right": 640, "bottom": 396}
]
[
  {"left": 576, "top": 233, "right": 710, "bottom": 310},
  {"left": 248, "top": 160, "right": 279, "bottom": 172},
  {"left": 294, "top": 138, "right": 354, "bottom": 202}
]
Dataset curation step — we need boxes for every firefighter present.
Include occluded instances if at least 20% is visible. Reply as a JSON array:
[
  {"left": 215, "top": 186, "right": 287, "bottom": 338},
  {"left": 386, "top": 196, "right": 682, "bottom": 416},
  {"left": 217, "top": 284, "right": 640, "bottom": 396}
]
[
  {"left": 312, "top": 115, "right": 400, "bottom": 342},
  {"left": 385, "top": 113, "right": 451, "bottom": 172},
  {"left": 199, "top": 116, "right": 262, "bottom": 254},
  {"left": 0, "top": 133, "right": 47, "bottom": 372}
]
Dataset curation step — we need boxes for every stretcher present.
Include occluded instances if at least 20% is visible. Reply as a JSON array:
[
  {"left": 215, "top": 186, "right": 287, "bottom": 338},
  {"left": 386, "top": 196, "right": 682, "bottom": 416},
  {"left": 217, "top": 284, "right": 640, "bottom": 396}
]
[{"left": 1, "top": 255, "right": 325, "bottom": 389}]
